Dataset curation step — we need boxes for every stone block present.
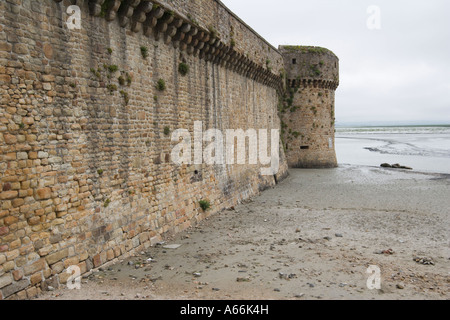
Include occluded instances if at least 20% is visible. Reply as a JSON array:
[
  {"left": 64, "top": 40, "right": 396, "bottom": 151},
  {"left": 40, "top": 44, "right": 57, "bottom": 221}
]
[
  {"left": 41, "top": 75, "right": 55, "bottom": 82},
  {"left": 106, "top": 249, "right": 115, "bottom": 261},
  {"left": 9, "top": 239, "right": 21, "bottom": 250},
  {"left": 1, "top": 191, "right": 18, "bottom": 200},
  {"left": 0, "top": 74, "right": 11, "bottom": 85},
  {"left": 63, "top": 256, "right": 79, "bottom": 268},
  {"left": 0, "top": 226, "right": 9, "bottom": 236},
  {"left": 5, "top": 250, "right": 19, "bottom": 261},
  {"left": 38, "top": 245, "right": 53, "bottom": 257},
  {"left": 51, "top": 261, "right": 64, "bottom": 275},
  {"left": 30, "top": 272, "right": 43, "bottom": 285},
  {"left": 13, "top": 44, "right": 28, "bottom": 55},
  {"left": 24, "top": 258, "right": 47, "bottom": 276},
  {"left": 4, "top": 216, "right": 18, "bottom": 226},
  {"left": 35, "top": 188, "right": 52, "bottom": 200},
  {"left": 85, "top": 258, "right": 93, "bottom": 272},
  {"left": 43, "top": 43, "right": 53, "bottom": 59},
  {"left": 1, "top": 279, "right": 29, "bottom": 298},
  {"left": 12, "top": 269, "right": 23, "bottom": 281},
  {"left": 15, "top": 256, "right": 27, "bottom": 268},
  {"left": 38, "top": 151, "right": 48, "bottom": 159},
  {"left": 43, "top": 267, "right": 52, "bottom": 279},
  {"left": 58, "top": 270, "right": 71, "bottom": 284},
  {"left": 12, "top": 198, "right": 24, "bottom": 208},
  {"left": 0, "top": 273, "right": 12, "bottom": 289},
  {"left": 16, "top": 290, "right": 28, "bottom": 300},
  {"left": 45, "top": 248, "right": 68, "bottom": 265},
  {"left": 49, "top": 234, "right": 61, "bottom": 244},
  {"left": 3, "top": 134, "right": 17, "bottom": 144},
  {"left": 26, "top": 286, "right": 38, "bottom": 299},
  {"left": 77, "top": 261, "right": 87, "bottom": 275},
  {"left": 0, "top": 42, "right": 12, "bottom": 52},
  {"left": 92, "top": 253, "right": 102, "bottom": 268}
]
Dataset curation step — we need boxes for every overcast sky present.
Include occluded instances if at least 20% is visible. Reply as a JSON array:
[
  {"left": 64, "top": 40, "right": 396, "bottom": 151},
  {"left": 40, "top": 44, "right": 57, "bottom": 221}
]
[{"left": 221, "top": 0, "right": 450, "bottom": 125}]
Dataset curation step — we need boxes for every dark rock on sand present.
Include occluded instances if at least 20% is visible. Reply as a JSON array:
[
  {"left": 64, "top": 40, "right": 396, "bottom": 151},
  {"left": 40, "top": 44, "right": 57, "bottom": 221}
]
[{"left": 381, "top": 163, "right": 412, "bottom": 170}]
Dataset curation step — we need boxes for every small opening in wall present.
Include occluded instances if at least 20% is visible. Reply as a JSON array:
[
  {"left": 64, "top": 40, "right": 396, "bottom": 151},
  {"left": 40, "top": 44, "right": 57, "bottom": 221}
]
[
  {"left": 301, "top": 146, "right": 310, "bottom": 150},
  {"left": 292, "top": 59, "right": 297, "bottom": 65},
  {"left": 194, "top": 170, "right": 199, "bottom": 175}
]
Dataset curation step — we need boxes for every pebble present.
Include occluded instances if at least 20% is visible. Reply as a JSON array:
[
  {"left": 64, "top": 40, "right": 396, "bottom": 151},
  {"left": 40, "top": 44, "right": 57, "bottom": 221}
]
[
  {"left": 396, "top": 283, "right": 405, "bottom": 290},
  {"left": 335, "top": 233, "right": 343, "bottom": 238},
  {"left": 278, "top": 272, "right": 297, "bottom": 280},
  {"left": 375, "top": 249, "right": 394, "bottom": 255},
  {"left": 413, "top": 257, "right": 435, "bottom": 265},
  {"left": 294, "top": 293, "right": 305, "bottom": 298}
]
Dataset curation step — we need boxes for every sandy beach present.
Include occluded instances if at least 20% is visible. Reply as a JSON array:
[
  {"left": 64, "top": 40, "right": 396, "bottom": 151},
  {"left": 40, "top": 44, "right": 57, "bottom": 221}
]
[{"left": 35, "top": 165, "right": 450, "bottom": 300}]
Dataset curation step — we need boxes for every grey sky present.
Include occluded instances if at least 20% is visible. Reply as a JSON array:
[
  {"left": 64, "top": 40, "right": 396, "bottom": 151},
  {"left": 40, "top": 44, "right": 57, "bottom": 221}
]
[{"left": 221, "top": 0, "right": 450, "bottom": 125}]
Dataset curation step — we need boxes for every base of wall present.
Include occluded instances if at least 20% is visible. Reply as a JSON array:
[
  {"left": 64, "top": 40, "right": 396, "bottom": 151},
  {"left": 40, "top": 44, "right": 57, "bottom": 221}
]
[
  {"left": 289, "top": 163, "right": 338, "bottom": 169},
  {"left": 1, "top": 233, "right": 162, "bottom": 300},
  {"left": 287, "top": 150, "right": 338, "bottom": 169},
  {"left": 288, "top": 158, "right": 338, "bottom": 169}
]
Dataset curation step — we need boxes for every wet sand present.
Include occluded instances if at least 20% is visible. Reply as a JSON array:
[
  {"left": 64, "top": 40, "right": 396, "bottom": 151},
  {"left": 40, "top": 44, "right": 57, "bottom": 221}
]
[{"left": 36, "top": 165, "right": 450, "bottom": 300}]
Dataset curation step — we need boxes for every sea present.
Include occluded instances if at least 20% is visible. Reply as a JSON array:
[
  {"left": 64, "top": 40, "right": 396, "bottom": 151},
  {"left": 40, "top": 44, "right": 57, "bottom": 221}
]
[{"left": 335, "top": 125, "right": 450, "bottom": 174}]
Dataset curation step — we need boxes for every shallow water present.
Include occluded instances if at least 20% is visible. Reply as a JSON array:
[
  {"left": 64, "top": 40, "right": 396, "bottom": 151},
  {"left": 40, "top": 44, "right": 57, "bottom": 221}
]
[{"left": 336, "top": 126, "right": 450, "bottom": 174}]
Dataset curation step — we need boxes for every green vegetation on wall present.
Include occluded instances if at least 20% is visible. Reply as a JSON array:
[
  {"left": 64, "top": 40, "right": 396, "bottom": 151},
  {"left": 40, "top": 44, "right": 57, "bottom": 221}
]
[
  {"left": 199, "top": 200, "right": 211, "bottom": 211},
  {"left": 178, "top": 62, "right": 189, "bottom": 76},
  {"left": 156, "top": 79, "right": 166, "bottom": 91}
]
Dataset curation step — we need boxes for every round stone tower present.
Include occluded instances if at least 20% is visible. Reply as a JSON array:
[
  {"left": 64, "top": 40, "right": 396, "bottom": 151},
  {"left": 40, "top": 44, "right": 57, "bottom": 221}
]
[{"left": 279, "top": 46, "right": 339, "bottom": 168}]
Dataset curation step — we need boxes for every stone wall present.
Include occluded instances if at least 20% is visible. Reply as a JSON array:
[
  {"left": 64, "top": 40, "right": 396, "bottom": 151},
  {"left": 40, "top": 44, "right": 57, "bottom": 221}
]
[
  {"left": 0, "top": 0, "right": 288, "bottom": 299},
  {"left": 279, "top": 46, "right": 339, "bottom": 168}
]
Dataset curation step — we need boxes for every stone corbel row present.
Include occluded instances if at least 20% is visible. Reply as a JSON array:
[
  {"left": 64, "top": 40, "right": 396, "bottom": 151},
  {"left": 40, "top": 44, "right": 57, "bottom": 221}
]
[
  {"left": 53, "top": 0, "right": 283, "bottom": 91},
  {"left": 288, "top": 78, "right": 339, "bottom": 91}
]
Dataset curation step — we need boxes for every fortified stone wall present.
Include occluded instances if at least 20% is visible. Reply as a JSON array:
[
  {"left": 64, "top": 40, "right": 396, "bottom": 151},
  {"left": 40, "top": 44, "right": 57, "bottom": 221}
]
[
  {"left": 279, "top": 46, "right": 339, "bottom": 168},
  {"left": 0, "top": 0, "right": 288, "bottom": 299}
]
